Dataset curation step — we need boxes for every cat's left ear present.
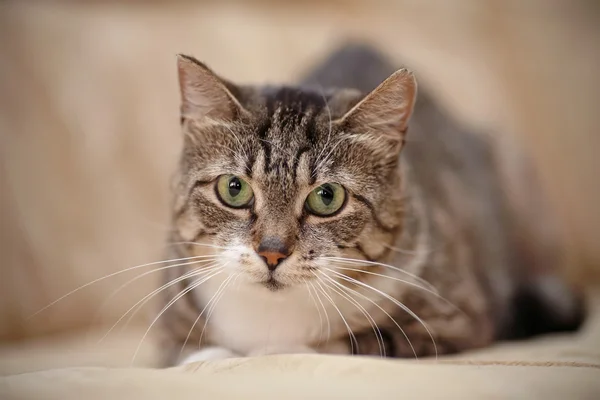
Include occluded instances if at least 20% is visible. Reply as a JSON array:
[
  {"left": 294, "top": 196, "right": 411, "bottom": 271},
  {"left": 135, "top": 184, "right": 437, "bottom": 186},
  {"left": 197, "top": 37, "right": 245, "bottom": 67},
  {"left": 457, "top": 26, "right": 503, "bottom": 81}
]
[
  {"left": 176, "top": 54, "right": 246, "bottom": 123},
  {"left": 337, "top": 69, "right": 416, "bottom": 151}
]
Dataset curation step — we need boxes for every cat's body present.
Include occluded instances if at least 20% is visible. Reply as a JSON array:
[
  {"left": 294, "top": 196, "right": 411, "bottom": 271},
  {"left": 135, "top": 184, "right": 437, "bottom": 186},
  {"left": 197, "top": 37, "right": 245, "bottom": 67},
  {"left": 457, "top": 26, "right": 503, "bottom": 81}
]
[{"left": 160, "top": 44, "right": 583, "bottom": 365}]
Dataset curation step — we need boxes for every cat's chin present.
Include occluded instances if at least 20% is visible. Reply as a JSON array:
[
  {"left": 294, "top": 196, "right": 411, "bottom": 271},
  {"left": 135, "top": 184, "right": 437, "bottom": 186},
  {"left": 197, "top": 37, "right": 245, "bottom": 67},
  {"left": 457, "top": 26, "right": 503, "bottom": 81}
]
[
  {"left": 250, "top": 277, "right": 289, "bottom": 292},
  {"left": 260, "top": 277, "right": 286, "bottom": 292}
]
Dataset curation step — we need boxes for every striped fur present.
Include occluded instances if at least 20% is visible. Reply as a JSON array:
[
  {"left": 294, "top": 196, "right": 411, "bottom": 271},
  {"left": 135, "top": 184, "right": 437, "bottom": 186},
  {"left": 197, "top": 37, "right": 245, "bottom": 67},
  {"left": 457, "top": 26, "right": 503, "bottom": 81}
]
[{"left": 159, "top": 45, "right": 584, "bottom": 365}]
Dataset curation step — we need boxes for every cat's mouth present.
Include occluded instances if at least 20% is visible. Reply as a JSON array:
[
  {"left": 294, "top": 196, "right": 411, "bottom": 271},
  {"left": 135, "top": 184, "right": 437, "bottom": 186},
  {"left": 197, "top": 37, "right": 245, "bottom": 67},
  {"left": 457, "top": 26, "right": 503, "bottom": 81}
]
[{"left": 261, "top": 276, "right": 285, "bottom": 292}]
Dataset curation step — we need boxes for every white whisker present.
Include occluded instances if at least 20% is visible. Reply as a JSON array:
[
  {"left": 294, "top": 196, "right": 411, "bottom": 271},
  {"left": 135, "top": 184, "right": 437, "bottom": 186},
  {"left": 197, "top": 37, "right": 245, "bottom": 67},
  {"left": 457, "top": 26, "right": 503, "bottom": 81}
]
[
  {"left": 323, "top": 256, "right": 438, "bottom": 294},
  {"left": 29, "top": 254, "right": 221, "bottom": 319},
  {"left": 318, "top": 270, "right": 417, "bottom": 359},
  {"left": 100, "top": 263, "right": 222, "bottom": 344},
  {"left": 318, "top": 275, "right": 385, "bottom": 357},
  {"left": 223, "top": 124, "right": 250, "bottom": 166},
  {"left": 231, "top": 270, "right": 244, "bottom": 290},
  {"left": 91, "top": 257, "right": 221, "bottom": 330},
  {"left": 178, "top": 268, "right": 233, "bottom": 355},
  {"left": 325, "top": 268, "right": 437, "bottom": 359},
  {"left": 330, "top": 264, "right": 464, "bottom": 316},
  {"left": 312, "top": 136, "right": 348, "bottom": 178},
  {"left": 305, "top": 281, "right": 324, "bottom": 347},
  {"left": 309, "top": 281, "right": 331, "bottom": 345},
  {"left": 312, "top": 272, "right": 358, "bottom": 354},
  {"left": 130, "top": 268, "right": 224, "bottom": 365},
  {"left": 199, "top": 272, "right": 237, "bottom": 347}
]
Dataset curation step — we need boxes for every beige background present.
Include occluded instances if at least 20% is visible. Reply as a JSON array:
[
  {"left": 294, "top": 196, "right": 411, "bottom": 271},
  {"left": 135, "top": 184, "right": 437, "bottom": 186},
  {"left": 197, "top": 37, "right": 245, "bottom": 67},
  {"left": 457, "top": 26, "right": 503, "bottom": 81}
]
[{"left": 0, "top": 0, "right": 599, "bottom": 350}]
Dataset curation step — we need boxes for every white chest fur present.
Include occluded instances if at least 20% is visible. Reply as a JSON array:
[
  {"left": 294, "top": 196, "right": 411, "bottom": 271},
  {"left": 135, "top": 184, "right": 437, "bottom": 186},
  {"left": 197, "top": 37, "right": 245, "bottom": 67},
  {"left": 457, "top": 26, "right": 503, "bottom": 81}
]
[
  {"left": 192, "top": 269, "right": 407, "bottom": 357},
  {"left": 194, "top": 275, "right": 329, "bottom": 355}
]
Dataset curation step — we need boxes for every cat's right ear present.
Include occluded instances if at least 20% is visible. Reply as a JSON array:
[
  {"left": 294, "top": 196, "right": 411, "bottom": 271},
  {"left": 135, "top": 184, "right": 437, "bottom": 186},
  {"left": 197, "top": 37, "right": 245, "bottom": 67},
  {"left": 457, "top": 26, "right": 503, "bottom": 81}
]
[{"left": 177, "top": 54, "right": 245, "bottom": 123}]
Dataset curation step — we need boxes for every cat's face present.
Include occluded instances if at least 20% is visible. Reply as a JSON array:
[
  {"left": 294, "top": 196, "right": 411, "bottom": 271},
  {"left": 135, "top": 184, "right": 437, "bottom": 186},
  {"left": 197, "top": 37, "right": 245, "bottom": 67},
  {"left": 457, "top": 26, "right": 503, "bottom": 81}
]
[{"left": 173, "top": 55, "right": 416, "bottom": 291}]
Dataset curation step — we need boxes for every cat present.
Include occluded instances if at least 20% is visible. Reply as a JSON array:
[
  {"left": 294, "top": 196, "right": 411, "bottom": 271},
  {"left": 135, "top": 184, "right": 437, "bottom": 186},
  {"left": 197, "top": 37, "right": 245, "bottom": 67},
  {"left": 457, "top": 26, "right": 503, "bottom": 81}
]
[{"left": 159, "top": 44, "right": 585, "bottom": 366}]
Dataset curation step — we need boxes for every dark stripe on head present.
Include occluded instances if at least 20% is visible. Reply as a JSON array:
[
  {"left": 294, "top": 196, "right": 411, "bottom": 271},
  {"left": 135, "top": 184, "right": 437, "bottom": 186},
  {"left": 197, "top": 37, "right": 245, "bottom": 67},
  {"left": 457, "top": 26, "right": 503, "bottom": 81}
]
[
  {"left": 353, "top": 194, "right": 398, "bottom": 232},
  {"left": 245, "top": 152, "right": 256, "bottom": 177},
  {"left": 305, "top": 108, "right": 318, "bottom": 145},
  {"left": 257, "top": 121, "right": 272, "bottom": 172},
  {"left": 256, "top": 94, "right": 276, "bottom": 171}
]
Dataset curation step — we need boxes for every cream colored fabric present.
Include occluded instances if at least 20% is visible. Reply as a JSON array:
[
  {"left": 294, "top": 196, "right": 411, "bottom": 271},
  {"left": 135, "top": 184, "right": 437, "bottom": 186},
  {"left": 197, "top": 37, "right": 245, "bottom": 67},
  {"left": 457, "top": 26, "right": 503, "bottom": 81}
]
[
  {"left": 2, "top": 293, "right": 599, "bottom": 399},
  {"left": 2, "top": 357, "right": 599, "bottom": 400}
]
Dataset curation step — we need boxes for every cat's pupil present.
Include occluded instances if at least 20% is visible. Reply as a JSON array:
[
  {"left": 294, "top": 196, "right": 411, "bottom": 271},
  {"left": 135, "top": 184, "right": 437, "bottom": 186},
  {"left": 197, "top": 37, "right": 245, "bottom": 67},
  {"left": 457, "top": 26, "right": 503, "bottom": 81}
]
[
  {"left": 228, "top": 177, "right": 242, "bottom": 197},
  {"left": 318, "top": 185, "right": 334, "bottom": 206}
]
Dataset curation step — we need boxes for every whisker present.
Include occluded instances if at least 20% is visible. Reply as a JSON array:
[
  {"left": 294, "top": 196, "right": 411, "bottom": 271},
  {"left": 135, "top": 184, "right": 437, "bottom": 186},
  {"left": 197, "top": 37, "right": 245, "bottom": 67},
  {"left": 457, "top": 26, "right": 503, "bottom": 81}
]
[
  {"left": 311, "top": 272, "right": 358, "bottom": 355},
  {"left": 322, "top": 256, "right": 438, "bottom": 294},
  {"left": 99, "top": 263, "right": 222, "bottom": 344},
  {"left": 91, "top": 258, "right": 221, "bottom": 329},
  {"left": 309, "top": 281, "right": 331, "bottom": 345},
  {"left": 321, "top": 272, "right": 417, "bottom": 360},
  {"left": 223, "top": 124, "right": 250, "bottom": 166},
  {"left": 330, "top": 263, "right": 434, "bottom": 294},
  {"left": 325, "top": 268, "right": 437, "bottom": 359},
  {"left": 199, "top": 272, "right": 237, "bottom": 347},
  {"left": 179, "top": 268, "right": 233, "bottom": 355},
  {"left": 231, "top": 271, "right": 244, "bottom": 290},
  {"left": 319, "top": 270, "right": 416, "bottom": 359},
  {"left": 311, "top": 136, "right": 348, "bottom": 178},
  {"left": 318, "top": 275, "right": 385, "bottom": 357},
  {"left": 130, "top": 268, "right": 224, "bottom": 365},
  {"left": 330, "top": 264, "right": 464, "bottom": 316},
  {"left": 29, "top": 254, "right": 221, "bottom": 319},
  {"left": 305, "top": 281, "right": 324, "bottom": 347}
]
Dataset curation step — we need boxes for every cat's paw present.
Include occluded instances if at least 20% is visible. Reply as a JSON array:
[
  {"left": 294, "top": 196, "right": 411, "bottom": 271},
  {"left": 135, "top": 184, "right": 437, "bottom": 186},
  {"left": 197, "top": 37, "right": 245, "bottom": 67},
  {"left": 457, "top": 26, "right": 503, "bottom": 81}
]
[
  {"left": 178, "top": 347, "right": 239, "bottom": 365},
  {"left": 247, "top": 345, "right": 317, "bottom": 357}
]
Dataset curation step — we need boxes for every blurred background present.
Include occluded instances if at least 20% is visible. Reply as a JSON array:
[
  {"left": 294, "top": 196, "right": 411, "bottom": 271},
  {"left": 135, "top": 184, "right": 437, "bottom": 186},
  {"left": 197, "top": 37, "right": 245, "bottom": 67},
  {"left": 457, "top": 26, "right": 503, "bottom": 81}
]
[{"left": 1, "top": 0, "right": 599, "bottom": 373}]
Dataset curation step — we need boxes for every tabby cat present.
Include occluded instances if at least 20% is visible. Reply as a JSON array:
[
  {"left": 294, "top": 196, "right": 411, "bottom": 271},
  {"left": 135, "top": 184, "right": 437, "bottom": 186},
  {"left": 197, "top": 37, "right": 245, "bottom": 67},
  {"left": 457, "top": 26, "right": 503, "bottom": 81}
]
[{"left": 160, "top": 44, "right": 584, "bottom": 365}]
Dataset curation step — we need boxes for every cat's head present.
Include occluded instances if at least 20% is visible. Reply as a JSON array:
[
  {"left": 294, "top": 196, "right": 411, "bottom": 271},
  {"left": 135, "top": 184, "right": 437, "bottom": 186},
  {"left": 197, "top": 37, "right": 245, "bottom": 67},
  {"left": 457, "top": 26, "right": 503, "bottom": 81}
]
[{"left": 173, "top": 54, "right": 416, "bottom": 291}]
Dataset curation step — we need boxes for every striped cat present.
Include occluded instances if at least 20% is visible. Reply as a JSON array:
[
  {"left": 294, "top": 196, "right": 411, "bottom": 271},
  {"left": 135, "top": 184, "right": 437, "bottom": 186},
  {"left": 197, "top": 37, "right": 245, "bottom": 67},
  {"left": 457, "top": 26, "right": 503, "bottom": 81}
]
[{"left": 159, "top": 44, "right": 584, "bottom": 365}]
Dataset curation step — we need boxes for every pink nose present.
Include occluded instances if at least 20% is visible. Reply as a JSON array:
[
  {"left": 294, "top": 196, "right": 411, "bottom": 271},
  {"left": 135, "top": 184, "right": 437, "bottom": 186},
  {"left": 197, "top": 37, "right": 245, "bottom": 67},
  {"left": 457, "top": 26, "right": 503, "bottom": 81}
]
[
  {"left": 257, "top": 250, "right": 288, "bottom": 270},
  {"left": 256, "top": 237, "right": 291, "bottom": 271}
]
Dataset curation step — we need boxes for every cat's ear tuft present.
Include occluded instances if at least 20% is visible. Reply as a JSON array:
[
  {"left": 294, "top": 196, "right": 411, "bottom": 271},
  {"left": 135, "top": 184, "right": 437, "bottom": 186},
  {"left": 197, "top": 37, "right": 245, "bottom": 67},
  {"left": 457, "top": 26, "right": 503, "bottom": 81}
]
[
  {"left": 338, "top": 69, "right": 417, "bottom": 148},
  {"left": 176, "top": 54, "right": 245, "bottom": 122}
]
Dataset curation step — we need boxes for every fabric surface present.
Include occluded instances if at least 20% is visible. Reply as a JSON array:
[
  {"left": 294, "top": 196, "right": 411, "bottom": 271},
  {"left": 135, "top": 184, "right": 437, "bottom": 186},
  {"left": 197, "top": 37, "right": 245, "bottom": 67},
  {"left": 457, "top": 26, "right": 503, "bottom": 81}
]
[{"left": 1, "top": 293, "right": 599, "bottom": 399}]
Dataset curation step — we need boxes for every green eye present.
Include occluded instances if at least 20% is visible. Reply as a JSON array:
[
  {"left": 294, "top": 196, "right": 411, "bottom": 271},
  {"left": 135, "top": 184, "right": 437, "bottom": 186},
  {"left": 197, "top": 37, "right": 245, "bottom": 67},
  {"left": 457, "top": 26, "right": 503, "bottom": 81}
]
[
  {"left": 216, "top": 175, "right": 254, "bottom": 208},
  {"left": 305, "top": 183, "right": 346, "bottom": 217}
]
